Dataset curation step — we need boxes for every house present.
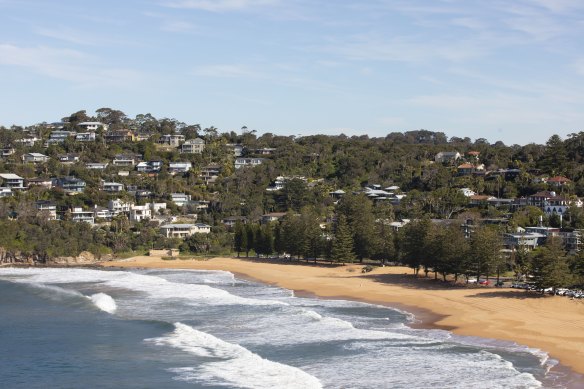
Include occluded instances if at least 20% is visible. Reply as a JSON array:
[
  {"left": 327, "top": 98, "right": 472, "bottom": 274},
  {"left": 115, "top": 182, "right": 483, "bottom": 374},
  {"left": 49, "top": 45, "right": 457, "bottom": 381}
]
[
  {"left": 1, "top": 147, "right": 15, "bottom": 157},
  {"left": 69, "top": 207, "right": 95, "bottom": 224},
  {"left": 261, "top": 212, "right": 287, "bottom": 224},
  {"left": 253, "top": 147, "right": 276, "bottom": 155},
  {"left": 77, "top": 121, "right": 108, "bottom": 131},
  {"left": 329, "top": 189, "right": 345, "bottom": 200},
  {"left": 225, "top": 143, "right": 244, "bottom": 157},
  {"left": 171, "top": 193, "right": 191, "bottom": 207},
  {"left": 235, "top": 157, "right": 265, "bottom": 169},
  {"left": 135, "top": 190, "right": 153, "bottom": 200},
  {"left": 459, "top": 188, "right": 476, "bottom": 197},
  {"left": 102, "top": 182, "right": 124, "bottom": 193},
  {"left": 149, "top": 202, "right": 167, "bottom": 214},
  {"left": 168, "top": 162, "right": 192, "bottom": 174},
  {"left": 26, "top": 177, "right": 53, "bottom": 189},
  {"left": 93, "top": 206, "right": 115, "bottom": 221},
  {"left": 200, "top": 164, "right": 221, "bottom": 184},
  {"left": 189, "top": 200, "right": 209, "bottom": 211},
  {"left": 0, "top": 187, "right": 12, "bottom": 197},
  {"left": 58, "top": 154, "right": 80, "bottom": 164},
  {"left": 528, "top": 191, "right": 557, "bottom": 208},
  {"left": 136, "top": 161, "right": 163, "bottom": 173},
  {"left": 468, "top": 195, "right": 496, "bottom": 206},
  {"left": 0, "top": 173, "right": 25, "bottom": 189},
  {"left": 435, "top": 151, "right": 461, "bottom": 164},
  {"left": 159, "top": 223, "right": 211, "bottom": 238},
  {"left": 105, "top": 129, "right": 135, "bottom": 143},
  {"left": 222, "top": 216, "right": 247, "bottom": 229},
  {"left": 542, "top": 196, "right": 582, "bottom": 215},
  {"left": 108, "top": 199, "right": 134, "bottom": 214},
  {"left": 15, "top": 136, "right": 40, "bottom": 147},
  {"left": 53, "top": 176, "right": 86, "bottom": 193},
  {"left": 159, "top": 134, "right": 185, "bottom": 147},
  {"left": 504, "top": 232, "right": 545, "bottom": 251},
  {"left": 457, "top": 163, "right": 475, "bottom": 176},
  {"left": 112, "top": 154, "right": 139, "bottom": 167},
  {"left": 129, "top": 205, "right": 152, "bottom": 222},
  {"left": 35, "top": 200, "right": 57, "bottom": 220},
  {"left": 22, "top": 153, "right": 49, "bottom": 163},
  {"left": 46, "top": 130, "right": 74, "bottom": 145},
  {"left": 181, "top": 138, "right": 205, "bottom": 154},
  {"left": 75, "top": 132, "right": 96, "bottom": 142},
  {"left": 547, "top": 176, "right": 571, "bottom": 187},
  {"left": 86, "top": 162, "right": 109, "bottom": 170}
]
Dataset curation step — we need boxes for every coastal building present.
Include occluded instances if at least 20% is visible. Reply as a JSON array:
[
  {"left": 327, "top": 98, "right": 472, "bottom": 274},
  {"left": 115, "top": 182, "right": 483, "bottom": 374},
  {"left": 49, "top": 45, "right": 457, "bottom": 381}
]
[
  {"left": 159, "top": 223, "right": 211, "bottom": 238},
  {"left": 200, "top": 164, "right": 221, "bottom": 184},
  {"left": 46, "top": 130, "right": 74, "bottom": 145},
  {"left": 77, "top": 121, "right": 108, "bottom": 131},
  {"left": 53, "top": 176, "right": 86, "bottom": 193},
  {"left": 0, "top": 187, "right": 13, "bottom": 197},
  {"left": 75, "top": 132, "right": 96, "bottom": 142},
  {"left": 136, "top": 161, "right": 163, "bottom": 173},
  {"left": 112, "top": 154, "right": 139, "bottom": 167},
  {"left": 105, "top": 130, "right": 135, "bottom": 143},
  {"left": 35, "top": 200, "right": 57, "bottom": 220},
  {"left": 86, "top": 162, "right": 109, "bottom": 170},
  {"left": 181, "top": 138, "right": 205, "bottom": 154},
  {"left": 58, "top": 154, "right": 80, "bottom": 164},
  {"left": 170, "top": 193, "right": 191, "bottom": 207},
  {"left": 129, "top": 205, "right": 152, "bottom": 222},
  {"left": 69, "top": 207, "right": 95, "bottom": 224},
  {"left": 108, "top": 199, "right": 134, "bottom": 214},
  {"left": 435, "top": 151, "right": 461, "bottom": 164},
  {"left": 102, "top": 182, "right": 124, "bottom": 193},
  {"left": 159, "top": 134, "right": 185, "bottom": 147},
  {"left": 0, "top": 174, "right": 25, "bottom": 190},
  {"left": 234, "top": 157, "right": 265, "bottom": 169},
  {"left": 22, "top": 153, "right": 49, "bottom": 163},
  {"left": 168, "top": 162, "right": 192, "bottom": 174},
  {"left": 26, "top": 177, "right": 53, "bottom": 189},
  {"left": 1, "top": 147, "right": 15, "bottom": 157}
]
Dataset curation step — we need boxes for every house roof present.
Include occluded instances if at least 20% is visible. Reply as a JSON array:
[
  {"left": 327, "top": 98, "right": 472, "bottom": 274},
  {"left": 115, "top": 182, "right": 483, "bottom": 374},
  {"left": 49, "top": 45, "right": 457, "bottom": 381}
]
[
  {"left": 548, "top": 176, "right": 571, "bottom": 183},
  {"left": 467, "top": 151, "right": 480, "bottom": 156},
  {"left": 160, "top": 224, "right": 196, "bottom": 229},
  {"left": 458, "top": 163, "right": 474, "bottom": 169},
  {"left": 470, "top": 195, "right": 494, "bottom": 201},
  {"left": 0, "top": 173, "right": 23, "bottom": 180}
]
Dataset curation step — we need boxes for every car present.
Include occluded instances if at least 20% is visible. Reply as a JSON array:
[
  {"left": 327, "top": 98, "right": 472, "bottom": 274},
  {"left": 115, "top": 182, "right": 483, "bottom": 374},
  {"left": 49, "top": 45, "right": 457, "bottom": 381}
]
[
  {"left": 479, "top": 279, "right": 490, "bottom": 286},
  {"left": 466, "top": 277, "right": 477, "bottom": 284}
]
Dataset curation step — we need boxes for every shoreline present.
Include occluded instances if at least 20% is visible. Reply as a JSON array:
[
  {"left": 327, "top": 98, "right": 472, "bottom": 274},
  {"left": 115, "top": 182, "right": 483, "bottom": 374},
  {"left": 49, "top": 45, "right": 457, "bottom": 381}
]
[{"left": 101, "top": 255, "right": 584, "bottom": 384}]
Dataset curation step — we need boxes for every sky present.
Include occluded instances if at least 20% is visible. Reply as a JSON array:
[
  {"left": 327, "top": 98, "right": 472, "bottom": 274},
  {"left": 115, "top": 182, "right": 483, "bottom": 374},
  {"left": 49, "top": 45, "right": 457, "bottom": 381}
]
[{"left": 1, "top": 0, "right": 584, "bottom": 146}]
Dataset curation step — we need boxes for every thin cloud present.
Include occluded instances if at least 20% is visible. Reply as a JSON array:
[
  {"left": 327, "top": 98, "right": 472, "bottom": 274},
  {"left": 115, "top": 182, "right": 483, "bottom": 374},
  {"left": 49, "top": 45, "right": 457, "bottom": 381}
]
[
  {"left": 191, "top": 64, "right": 263, "bottom": 78},
  {"left": 162, "top": 0, "right": 278, "bottom": 12},
  {"left": 0, "top": 43, "right": 144, "bottom": 88}
]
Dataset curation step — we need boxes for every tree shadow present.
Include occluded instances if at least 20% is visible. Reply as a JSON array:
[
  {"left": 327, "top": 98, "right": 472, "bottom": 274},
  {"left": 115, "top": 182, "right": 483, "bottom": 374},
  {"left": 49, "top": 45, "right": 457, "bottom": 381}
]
[
  {"left": 360, "top": 272, "right": 466, "bottom": 290},
  {"left": 465, "top": 290, "right": 549, "bottom": 299}
]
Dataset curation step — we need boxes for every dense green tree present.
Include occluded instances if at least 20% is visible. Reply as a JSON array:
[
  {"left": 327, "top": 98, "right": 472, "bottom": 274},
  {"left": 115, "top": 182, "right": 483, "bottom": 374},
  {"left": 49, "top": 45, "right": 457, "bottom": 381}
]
[
  {"left": 531, "top": 237, "right": 573, "bottom": 293},
  {"left": 330, "top": 215, "right": 355, "bottom": 264}
]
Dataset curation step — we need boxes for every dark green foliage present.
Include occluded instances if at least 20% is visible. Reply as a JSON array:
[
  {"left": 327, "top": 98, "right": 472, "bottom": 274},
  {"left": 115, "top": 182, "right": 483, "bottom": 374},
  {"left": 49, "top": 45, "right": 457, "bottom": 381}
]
[{"left": 330, "top": 215, "right": 355, "bottom": 264}]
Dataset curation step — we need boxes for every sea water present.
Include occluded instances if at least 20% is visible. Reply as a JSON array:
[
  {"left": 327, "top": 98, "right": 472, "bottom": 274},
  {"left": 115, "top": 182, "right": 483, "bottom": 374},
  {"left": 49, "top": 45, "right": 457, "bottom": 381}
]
[{"left": 0, "top": 267, "right": 578, "bottom": 388}]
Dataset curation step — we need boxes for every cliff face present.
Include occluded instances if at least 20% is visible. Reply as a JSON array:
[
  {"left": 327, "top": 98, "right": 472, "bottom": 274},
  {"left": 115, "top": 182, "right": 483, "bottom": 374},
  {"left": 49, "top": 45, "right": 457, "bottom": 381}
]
[{"left": 0, "top": 248, "right": 106, "bottom": 266}]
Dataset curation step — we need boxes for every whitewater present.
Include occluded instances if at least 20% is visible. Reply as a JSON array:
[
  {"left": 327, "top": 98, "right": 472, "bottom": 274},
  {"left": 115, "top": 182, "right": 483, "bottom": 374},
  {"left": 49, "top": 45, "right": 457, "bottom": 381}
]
[{"left": 0, "top": 267, "right": 573, "bottom": 388}]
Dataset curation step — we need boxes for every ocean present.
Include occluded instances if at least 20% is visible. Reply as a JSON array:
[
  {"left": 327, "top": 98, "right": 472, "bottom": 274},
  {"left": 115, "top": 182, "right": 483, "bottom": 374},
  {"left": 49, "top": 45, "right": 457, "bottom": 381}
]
[{"left": 0, "top": 267, "right": 579, "bottom": 388}]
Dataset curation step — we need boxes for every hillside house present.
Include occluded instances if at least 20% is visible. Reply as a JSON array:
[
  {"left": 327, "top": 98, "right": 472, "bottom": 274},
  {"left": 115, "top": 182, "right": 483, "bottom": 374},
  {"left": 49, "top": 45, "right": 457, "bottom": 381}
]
[
  {"left": 0, "top": 173, "right": 25, "bottom": 189},
  {"left": 75, "top": 132, "right": 96, "bottom": 142},
  {"left": 26, "top": 177, "right": 53, "bottom": 189},
  {"left": 35, "top": 200, "right": 57, "bottom": 220},
  {"left": 69, "top": 207, "right": 95, "bottom": 224},
  {"left": 105, "top": 130, "right": 135, "bottom": 143},
  {"left": 113, "top": 154, "right": 139, "bottom": 167},
  {"left": 53, "top": 176, "right": 86, "bottom": 193},
  {"left": 171, "top": 193, "right": 191, "bottom": 207},
  {"left": 102, "top": 182, "right": 124, "bottom": 193},
  {"left": 1, "top": 147, "right": 15, "bottom": 157},
  {"left": 168, "top": 162, "right": 192, "bottom": 174},
  {"left": 159, "top": 223, "right": 211, "bottom": 238},
  {"left": 200, "top": 165, "right": 221, "bottom": 184},
  {"left": 22, "top": 153, "right": 49, "bottom": 163},
  {"left": 435, "top": 151, "right": 461, "bottom": 164},
  {"left": 181, "top": 138, "right": 205, "bottom": 154},
  {"left": 235, "top": 158, "right": 265, "bottom": 169},
  {"left": 46, "top": 130, "right": 74, "bottom": 145},
  {"left": 0, "top": 187, "right": 12, "bottom": 197},
  {"left": 547, "top": 176, "right": 571, "bottom": 187},
  {"left": 136, "top": 161, "right": 163, "bottom": 173},
  {"left": 129, "top": 205, "right": 151, "bottom": 222},
  {"left": 78, "top": 121, "right": 108, "bottom": 131},
  {"left": 159, "top": 134, "right": 185, "bottom": 147},
  {"left": 58, "top": 154, "right": 80, "bottom": 164},
  {"left": 86, "top": 162, "right": 109, "bottom": 170}
]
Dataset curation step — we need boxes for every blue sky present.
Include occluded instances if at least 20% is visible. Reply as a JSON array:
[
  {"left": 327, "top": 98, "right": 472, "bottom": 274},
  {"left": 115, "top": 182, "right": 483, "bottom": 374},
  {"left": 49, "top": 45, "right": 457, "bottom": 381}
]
[{"left": 1, "top": 0, "right": 584, "bottom": 145}]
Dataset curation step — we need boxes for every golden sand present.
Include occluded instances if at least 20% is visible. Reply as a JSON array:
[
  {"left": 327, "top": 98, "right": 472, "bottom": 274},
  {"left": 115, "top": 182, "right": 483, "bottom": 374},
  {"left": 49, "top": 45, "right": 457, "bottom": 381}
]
[{"left": 101, "top": 256, "right": 584, "bottom": 375}]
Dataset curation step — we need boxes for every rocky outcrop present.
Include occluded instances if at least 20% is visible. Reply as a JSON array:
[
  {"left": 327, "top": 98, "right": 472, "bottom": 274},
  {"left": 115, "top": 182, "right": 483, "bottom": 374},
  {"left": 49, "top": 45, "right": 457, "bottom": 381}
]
[{"left": 0, "top": 248, "right": 110, "bottom": 266}]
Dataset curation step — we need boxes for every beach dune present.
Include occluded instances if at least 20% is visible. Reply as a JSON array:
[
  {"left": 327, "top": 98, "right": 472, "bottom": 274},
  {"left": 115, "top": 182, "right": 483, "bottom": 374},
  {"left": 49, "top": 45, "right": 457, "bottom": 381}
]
[{"left": 102, "top": 256, "right": 584, "bottom": 376}]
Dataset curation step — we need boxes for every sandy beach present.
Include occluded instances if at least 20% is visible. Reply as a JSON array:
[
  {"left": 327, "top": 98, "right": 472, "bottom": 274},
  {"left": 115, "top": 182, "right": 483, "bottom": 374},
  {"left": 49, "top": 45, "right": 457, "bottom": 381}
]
[{"left": 102, "top": 256, "right": 584, "bottom": 377}]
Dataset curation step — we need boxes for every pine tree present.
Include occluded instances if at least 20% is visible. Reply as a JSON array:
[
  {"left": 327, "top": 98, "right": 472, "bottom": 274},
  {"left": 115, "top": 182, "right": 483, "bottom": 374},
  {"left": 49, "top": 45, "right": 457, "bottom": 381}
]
[
  {"left": 233, "top": 220, "right": 245, "bottom": 257},
  {"left": 331, "top": 215, "right": 355, "bottom": 264}
]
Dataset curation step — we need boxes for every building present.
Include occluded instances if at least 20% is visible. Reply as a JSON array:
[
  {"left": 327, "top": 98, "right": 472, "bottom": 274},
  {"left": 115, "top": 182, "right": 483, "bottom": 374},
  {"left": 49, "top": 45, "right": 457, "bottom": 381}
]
[
  {"left": 112, "top": 154, "right": 139, "bottom": 167},
  {"left": 75, "top": 132, "right": 96, "bottom": 142},
  {"left": 58, "top": 154, "right": 80, "bottom": 164},
  {"left": 435, "top": 151, "right": 461, "bottom": 164},
  {"left": 26, "top": 177, "right": 53, "bottom": 189},
  {"left": 129, "top": 205, "right": 152, "bottom": 222},
  {"left": 22, "top": 153, "right": 49, "bottom": 163},
  {"left": 53, "top": 176, "right": 86, "bottom": 193},
  {"left": 46, "top": 130, "right": 74, "bottom": 145},
  {"left": 159, "top": 134, "right": 185, "bottom": 147},
  {"left": 235, "top": 157, "right": 265, "bottom": 169},
  {"left": 86, "top": 162, "right": 109, "bottom": 170},
  {"left": 105, "top": 130, "right": 135, "bottom": 143},
  {"left": 547, "top": 176, "right": 571, "bottom": 187},
  {"left": 35, "top": 200, "right": 57, "bottom": 220},
  {"left": 261, "top": 212, "right": 287, "bottom": 224},
  {"left": 200, "top": 164, "right": 221, "bottom": 184},
  {"left": 93, "top": 206, "right": 115, "bottom": 220},
  {"left": 170, "top": 193, "right": 191, "bottom": 207},
  {"left": 78, "top": 121, "right": 108, "bottom": 131},
  {"left": 1, "top": 147, "right": 15, "bottom": 157},
  {"left": 102, "top": 182, "right": 124, "bottom": 193},
  {"left": 0, "top": 173, "right": 25, "bottom": 189},
  {"left": 168, "top": 162, "right": 192, "bottom": 174},
  {"left": 159, "top": 223, "right": 211, "bottom": 238},
  {"left": 0, "top": 187, "right": 12, "bottom": 197},
  {"left": 180, "top": 138, "right": 205, "bottom": 154},
  {"left": 108, "top": 199, "right": 134, "bottom": 214},
  {"left": 69, "top": 207, "right": 95, "bottom": 224},
  {"left": 136, "top": 161, "right": 163, "bottom": 173},
  {"left": 222, "top": 216, "right": 247, "bottom": 229}
]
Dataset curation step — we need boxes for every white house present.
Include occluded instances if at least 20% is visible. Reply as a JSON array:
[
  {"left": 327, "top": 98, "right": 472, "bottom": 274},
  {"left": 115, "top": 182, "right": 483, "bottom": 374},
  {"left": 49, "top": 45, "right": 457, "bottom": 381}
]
[
  {"left": 0, "top": 187, "right": 13, "bottom": 197},
  {"left": 168, "top": 162, "right": 192, "bottom": 174},
  {"left": 22, "top": 153, "right": 49, "bottom": 163},
  {"left": 435, "top": 151, "right": 462, "bottom": 164},
  {"left": 102, "top": 182, "right": 124, "bottom": 193},
  {"left": 181, "top": 138, "right": 205, "bottom": 154},
  {"left": 86, "top": 162, "right": 109, "bottom": 170},
  {"left": 78, "top": 121, "right": 108, "bottom": 131},
  {"left": 0, "top": 173, "right": 25, "bottom": 189},
  {"left": 170, "top": 193, "right": 191, "bottom": 207},
  {"left": 130, "top": 205, "right": 152, "bottom": 222},
  {"left": 35, "top": 200, "right": 57, "bottom": 220},
  {"left": 70, "top": 207, "right": 95, "bottom": 224},
  {"left": 159, "top": 223, "right": 211, "bottom": 238},
  {"left": 235, "top": 158, "right": 265, "bottom": 169},
  {"left": 75, "top": 132, "right": 96, "bottom": 142},
  {"left": 108, "top": 199, "right": 134, "bottom": 214}
]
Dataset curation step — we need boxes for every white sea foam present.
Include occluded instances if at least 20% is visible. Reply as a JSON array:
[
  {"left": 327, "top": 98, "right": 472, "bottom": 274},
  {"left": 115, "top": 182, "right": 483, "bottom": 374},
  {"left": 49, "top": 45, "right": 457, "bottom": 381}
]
[
  {"left": 89, "top": 293, "right": 117, "bottom": 314},
  {"left": 0, "top": 268, "right": 286, "bottom": 307},
  {"left": 148, "top": 323, "right": 323, "bottom": 389}
]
